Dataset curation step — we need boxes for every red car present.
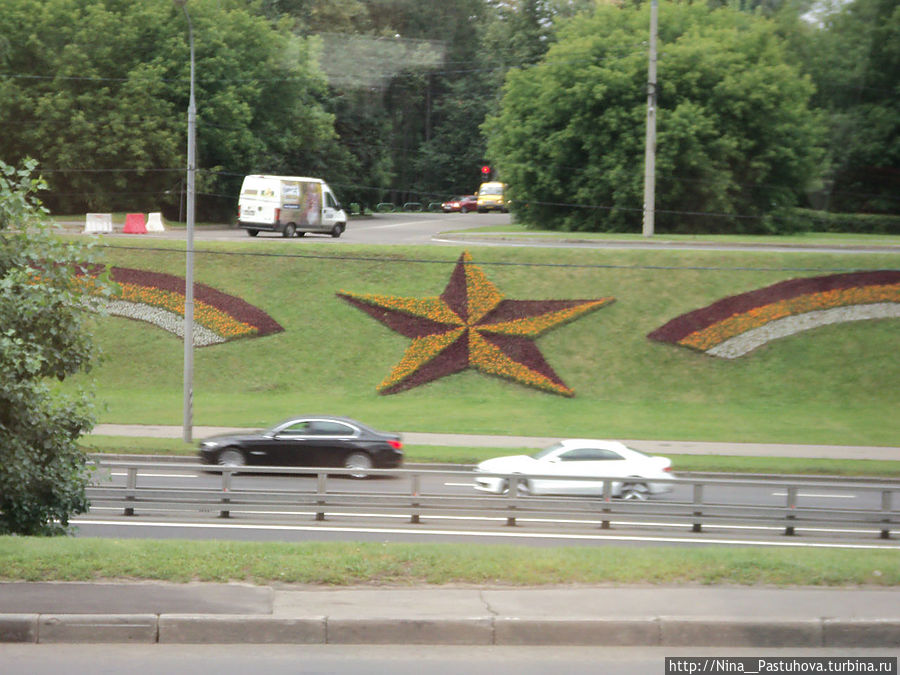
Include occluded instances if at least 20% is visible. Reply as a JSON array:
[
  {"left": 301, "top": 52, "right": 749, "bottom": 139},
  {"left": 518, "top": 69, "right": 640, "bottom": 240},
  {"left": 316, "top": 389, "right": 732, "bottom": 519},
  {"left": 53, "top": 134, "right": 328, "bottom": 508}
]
[{"left": 441, "top": 195, "right": 478, "bottom": 213}]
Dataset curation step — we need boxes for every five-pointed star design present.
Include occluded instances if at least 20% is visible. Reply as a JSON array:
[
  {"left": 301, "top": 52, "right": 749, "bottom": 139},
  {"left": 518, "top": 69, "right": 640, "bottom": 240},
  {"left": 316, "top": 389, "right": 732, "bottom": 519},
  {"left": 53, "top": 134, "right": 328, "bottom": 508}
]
[{"left": 337, "top": 252, "right": 614, "bottom": 396}]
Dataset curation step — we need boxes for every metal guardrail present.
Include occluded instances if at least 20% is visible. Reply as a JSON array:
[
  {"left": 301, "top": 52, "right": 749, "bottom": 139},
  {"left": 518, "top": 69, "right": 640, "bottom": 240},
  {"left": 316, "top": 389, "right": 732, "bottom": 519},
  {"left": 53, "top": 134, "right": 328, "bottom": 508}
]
[{"left": 86, "top": 462, "right": 900, "bottom": 540}]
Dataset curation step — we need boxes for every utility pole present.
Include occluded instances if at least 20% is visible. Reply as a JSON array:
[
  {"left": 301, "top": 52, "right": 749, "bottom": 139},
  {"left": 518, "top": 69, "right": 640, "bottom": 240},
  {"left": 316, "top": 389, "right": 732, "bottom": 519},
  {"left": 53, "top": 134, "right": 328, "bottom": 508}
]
[
  {"left": 175, "top": 0, "right": 196, "bottom": 443},
  {"left": 642, "top": 0, "right": 658, "bottom": 238}
]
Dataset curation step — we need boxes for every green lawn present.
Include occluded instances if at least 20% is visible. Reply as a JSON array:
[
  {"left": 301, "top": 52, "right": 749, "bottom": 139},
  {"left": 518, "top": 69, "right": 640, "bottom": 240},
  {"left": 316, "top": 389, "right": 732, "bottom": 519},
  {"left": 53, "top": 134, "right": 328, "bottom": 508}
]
[
  {"left": 67, "top": 239, "right": 899, "bottom": 447},
  {"left": 1, "top": 538, "right": 897, "bottom": 586}
]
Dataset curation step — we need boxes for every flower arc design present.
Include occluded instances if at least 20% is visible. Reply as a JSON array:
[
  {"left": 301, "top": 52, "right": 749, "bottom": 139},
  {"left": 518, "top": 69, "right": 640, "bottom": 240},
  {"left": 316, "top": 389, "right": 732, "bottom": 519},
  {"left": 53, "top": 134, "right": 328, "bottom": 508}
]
[
  {"left": 338, "top": 252, "right": 614, "bottom": 396},
  {"left": 648, "top": 270, "right": 900, "bottom": 358},
  {"left": 80, "top": 266, "right": 283, "bottom": 346}
]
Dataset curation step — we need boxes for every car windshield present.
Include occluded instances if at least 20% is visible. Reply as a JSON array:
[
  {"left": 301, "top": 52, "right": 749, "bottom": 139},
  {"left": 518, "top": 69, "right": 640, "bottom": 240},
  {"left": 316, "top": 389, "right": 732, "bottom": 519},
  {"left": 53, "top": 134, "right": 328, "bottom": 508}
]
[
  {"left": 531, "top": 443, "right": 565, "bottom": 460},
  {"left": 479, "top": 185, "right": 502, "bottom": 195}
]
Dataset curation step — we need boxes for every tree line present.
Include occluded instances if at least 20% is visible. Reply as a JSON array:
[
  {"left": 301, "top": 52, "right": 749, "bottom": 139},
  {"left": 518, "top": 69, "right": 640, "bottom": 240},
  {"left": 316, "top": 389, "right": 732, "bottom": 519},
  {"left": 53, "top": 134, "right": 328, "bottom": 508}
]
[{"left": 0, "top": 0, "right": 896, "bottom": 231}]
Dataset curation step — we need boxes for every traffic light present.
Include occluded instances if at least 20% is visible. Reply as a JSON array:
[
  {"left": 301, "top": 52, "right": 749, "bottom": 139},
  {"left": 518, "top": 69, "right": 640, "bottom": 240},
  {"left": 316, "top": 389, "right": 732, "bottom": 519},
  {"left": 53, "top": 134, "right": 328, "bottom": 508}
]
[{"left": 480, "top": 165, "right": 491, "bottom": 179}]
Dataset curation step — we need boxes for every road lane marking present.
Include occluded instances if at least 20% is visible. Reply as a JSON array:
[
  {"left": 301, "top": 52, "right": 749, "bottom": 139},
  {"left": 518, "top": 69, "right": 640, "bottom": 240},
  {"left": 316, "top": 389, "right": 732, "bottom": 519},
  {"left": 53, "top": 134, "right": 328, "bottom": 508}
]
[
  {"left": 771, "top": 492, "right": 857, "bottom": 499},
  {"left": 106, "top": 472, "right": 199, "bottom": 479}
]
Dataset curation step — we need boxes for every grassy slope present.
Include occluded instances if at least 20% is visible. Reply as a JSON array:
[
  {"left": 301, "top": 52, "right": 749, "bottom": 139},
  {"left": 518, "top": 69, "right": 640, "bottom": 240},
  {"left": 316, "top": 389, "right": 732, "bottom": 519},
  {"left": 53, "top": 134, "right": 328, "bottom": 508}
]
[{"left": 74, "top": 239, "right": 900, "bottom": 446}]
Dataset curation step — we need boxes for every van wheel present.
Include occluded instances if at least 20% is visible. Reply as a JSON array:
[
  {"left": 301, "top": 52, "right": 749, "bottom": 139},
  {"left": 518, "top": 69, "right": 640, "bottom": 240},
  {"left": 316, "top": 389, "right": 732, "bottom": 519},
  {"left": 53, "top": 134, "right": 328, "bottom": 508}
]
[
  {"left": 247, "top": 229, "right": 258, "bottom": 237},
  {"left": 331, "top": 223, "right": 344, "bottom": 238},
  {"left": 283, "top": 223, "right": 296, "bottom": 238}
]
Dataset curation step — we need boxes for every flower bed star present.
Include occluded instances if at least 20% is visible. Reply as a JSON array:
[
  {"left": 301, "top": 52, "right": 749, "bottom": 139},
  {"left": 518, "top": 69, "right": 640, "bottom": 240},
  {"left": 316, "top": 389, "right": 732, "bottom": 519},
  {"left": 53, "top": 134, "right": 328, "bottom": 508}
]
[
  {"left": 80, "top": 266, "right": 283, "bottom": 346},
  {"left": 338, "top": 251, "right": 614, "bottom": 396},
  {"left": 648, "top": 270, "right": 900, "bottom": 358}
]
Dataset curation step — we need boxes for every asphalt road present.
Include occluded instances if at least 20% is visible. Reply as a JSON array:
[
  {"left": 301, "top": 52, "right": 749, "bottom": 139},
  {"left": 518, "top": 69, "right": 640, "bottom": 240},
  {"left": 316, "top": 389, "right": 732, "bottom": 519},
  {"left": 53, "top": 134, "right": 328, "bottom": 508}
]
[
  {"left": 4, "top": 645, "right": 897, "bottom": 675},
  {"left": 68, "top": 211, "right": 900, "bottom": 252},
  {"left": 72, "top": 462, "right": 899, "bottom": 549}
]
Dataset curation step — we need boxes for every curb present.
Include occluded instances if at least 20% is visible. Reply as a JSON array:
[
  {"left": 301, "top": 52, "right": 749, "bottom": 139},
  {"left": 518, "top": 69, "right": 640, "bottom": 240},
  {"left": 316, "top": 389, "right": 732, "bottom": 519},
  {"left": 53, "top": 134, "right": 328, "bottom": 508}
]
[{"left": 2, "top": 614, "right": 899, "bottom": 646}]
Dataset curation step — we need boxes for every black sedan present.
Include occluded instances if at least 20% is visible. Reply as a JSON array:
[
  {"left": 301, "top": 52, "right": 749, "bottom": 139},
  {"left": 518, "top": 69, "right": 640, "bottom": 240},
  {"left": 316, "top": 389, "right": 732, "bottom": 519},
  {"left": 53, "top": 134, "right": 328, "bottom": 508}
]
[{"left": 198, "top": 416, "right": 403, "bottom": 477}]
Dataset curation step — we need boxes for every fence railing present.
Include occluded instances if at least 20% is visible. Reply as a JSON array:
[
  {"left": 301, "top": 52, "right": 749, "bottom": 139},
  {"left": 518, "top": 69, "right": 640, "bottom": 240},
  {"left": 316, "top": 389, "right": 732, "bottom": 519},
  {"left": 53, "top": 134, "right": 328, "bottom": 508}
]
[{"left": 85, "top": 461, "right": 900, "bottom": 541}]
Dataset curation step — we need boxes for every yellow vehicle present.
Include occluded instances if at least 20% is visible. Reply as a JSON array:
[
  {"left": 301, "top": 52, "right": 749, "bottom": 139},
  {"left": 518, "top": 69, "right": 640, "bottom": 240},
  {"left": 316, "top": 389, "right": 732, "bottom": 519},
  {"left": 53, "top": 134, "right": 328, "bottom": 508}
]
[{"left": 476, "top": 181, "right": 508, "bottom": 213}]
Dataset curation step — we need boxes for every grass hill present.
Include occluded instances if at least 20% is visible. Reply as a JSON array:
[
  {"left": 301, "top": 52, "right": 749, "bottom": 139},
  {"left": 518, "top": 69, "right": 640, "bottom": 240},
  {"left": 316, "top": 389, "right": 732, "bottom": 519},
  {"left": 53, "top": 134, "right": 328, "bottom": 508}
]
[{"left": 74, "top": 239, "right": 900, "bottom": 447}]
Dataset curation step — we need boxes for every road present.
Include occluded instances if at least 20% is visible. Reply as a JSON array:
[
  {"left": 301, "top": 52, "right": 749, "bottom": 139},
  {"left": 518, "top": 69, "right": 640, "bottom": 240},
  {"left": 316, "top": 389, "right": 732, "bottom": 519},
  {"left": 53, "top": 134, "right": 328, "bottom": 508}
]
[
  {"left": 71, "top": 463, "right": 899, "bottom": 549},
  {"left": 76, "top": 211, "right": 900, "bottom": 252},
  {"left": 3, "top": 645, "right": 896, "bottom": 675}
]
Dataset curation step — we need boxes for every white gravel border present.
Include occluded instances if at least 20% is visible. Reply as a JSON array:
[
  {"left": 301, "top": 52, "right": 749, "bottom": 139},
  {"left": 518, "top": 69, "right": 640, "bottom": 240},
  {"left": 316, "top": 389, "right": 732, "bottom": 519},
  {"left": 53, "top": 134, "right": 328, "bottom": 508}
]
[
  {"left": 99, "top": 299, "right": 226, "bottom": 347},
  {"left": 706, "top": 303, "right": 900, "bottom": 358}
]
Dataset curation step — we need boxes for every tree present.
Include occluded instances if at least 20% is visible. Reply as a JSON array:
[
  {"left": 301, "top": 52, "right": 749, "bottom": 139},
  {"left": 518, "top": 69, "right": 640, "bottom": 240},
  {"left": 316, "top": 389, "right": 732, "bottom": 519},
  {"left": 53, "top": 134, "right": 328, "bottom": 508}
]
[
  {"left": 801, "top": 0, "right": 900, "bottom": 214},
  {"left": 0, "top": 0, "right": 335, "bottom": 221},
  {"left": 0, "top": 159, "right": 107, "bottom": 535},
  {"left": 483, "top": 2, "right": 827, "bottom": 232}
]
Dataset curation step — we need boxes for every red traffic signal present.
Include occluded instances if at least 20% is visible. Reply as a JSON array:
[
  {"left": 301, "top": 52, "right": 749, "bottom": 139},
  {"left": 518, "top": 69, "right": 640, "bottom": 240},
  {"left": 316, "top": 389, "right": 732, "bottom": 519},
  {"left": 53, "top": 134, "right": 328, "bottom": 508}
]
[{"left": 480, "top": 165, "right": 491, "bottom": 175}]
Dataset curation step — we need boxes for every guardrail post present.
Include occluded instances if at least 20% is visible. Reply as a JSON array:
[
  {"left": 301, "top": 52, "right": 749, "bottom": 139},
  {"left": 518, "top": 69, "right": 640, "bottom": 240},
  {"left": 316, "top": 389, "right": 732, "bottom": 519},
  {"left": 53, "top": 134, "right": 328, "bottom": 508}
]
[
  {"left": 410, "top": 474, "right": 421, "bottom": 524},
  {"left": 692, "top": 484, "right": 703, "bottom": 533},
  {"left": 124, "top": 467, "right": 138, "bottom": 516},
  {"left": 881, "top": 490, "right": 893, "bottom": 540},
  {"left": 219, "top": 470, "right": 232, "bottom": 518},
  {"left": 506, "top": 475, "right": 518, "bottom": 527},
  {"left": 785, "top": 486, "right": 797, "bottom": 536},
  {"left": 601, "top": 480, "right": 612, "bottom": 529},
  {"left": 316, "top": 472, "right": 327, "bottom": 521}
]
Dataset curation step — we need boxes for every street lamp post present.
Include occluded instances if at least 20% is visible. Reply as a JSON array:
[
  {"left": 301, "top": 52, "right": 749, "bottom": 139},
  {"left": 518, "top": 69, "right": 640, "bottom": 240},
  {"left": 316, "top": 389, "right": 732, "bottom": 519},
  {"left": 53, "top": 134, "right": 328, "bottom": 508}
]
[
  {"left": 175, "top": 0, "right": 196, "bottom": 443},
  {"left": 642, "top": 0, "right": 658, "bottom": 238}
]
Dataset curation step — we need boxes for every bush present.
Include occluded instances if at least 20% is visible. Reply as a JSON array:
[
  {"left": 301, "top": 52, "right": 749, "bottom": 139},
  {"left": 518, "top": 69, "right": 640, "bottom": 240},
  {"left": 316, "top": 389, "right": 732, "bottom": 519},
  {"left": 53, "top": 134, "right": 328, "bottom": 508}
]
[{"left": 766, "top": 208, "right": 900, "bottom": 235}]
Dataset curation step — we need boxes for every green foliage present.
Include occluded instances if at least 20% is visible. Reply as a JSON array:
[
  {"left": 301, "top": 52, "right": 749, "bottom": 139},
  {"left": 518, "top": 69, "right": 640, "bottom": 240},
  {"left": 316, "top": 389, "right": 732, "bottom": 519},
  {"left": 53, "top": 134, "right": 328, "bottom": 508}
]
[
  {"left": 0, "top": 0, "right": 334, "bottom": 221},
  {"left": 484, "top": 2, "right": 827, "bottom": 233},
  {"left": 800, "top": 0, "right": 900, "bottom": 214},
  {"left": 0, "top": 159, "right": 106, "bottom": 535},
  {"left": 766, "top": 208, "right": 900, "bottom": 235}
]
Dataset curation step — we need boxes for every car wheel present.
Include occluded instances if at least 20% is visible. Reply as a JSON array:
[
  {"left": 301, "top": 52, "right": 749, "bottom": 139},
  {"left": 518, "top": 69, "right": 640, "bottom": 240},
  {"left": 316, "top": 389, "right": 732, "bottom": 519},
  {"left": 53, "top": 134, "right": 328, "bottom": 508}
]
[
  {"left": 247, "top": 229, "right": 258, "bottom": 237},
  {"left": 344, "top": 451, "right": 373, "bottom": 478},
  {"left": 217, "top": 448, "right": 246, "bottom": 469},
  {"left": 460, "top": 206, "right": 468, "bottom": 214},
  {"left": 620, "top": 480, "right": 649, "bottom": 501},
  {"left": 283, "top": 223, "right": 296, "bottom": 238},
  {"left": 331, "top": 223, "right": 344, "bottom": 238}
]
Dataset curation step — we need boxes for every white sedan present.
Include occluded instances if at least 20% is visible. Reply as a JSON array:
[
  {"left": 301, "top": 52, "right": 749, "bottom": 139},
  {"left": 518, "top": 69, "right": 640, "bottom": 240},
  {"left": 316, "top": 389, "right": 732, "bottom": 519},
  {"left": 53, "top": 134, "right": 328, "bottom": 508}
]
[{"left": 473, "top": 440, "right": 674, "bottom": 500}]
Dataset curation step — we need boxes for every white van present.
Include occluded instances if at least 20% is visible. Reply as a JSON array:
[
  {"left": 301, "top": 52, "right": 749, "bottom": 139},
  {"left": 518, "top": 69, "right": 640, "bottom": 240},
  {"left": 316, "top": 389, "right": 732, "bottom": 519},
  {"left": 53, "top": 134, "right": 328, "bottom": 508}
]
[{"left": 238, "top": 175, "right": 347, "bottom": 238}]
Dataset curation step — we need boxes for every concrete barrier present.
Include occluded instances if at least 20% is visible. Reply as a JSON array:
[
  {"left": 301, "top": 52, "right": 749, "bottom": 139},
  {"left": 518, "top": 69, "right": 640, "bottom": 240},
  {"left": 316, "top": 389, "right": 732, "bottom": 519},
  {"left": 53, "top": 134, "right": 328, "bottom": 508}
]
[
  {"left": 84, "top": 213, "right": 113, "bottom": 234},
  {"left": 123, "top": 213, "right": 147, "bottom": 234},
  {"left": 146, "top": 212, "right": 166, "bottom": 232}
]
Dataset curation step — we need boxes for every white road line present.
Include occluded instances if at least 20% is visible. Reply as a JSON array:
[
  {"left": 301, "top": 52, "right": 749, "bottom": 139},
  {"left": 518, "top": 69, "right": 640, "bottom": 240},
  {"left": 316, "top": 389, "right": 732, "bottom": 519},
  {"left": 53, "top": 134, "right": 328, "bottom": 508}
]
[
  {"left": 106, "top": 472, "right": 199, "bottom": 479},
  {"left": 82, "top": 507, "right": 883, "bottom": 535},
  {"left": 771, "top": 492, "right": 857, "bottom": 499},
  {"left": 72, "top": 518, "right": 900, "bottom": 550}
]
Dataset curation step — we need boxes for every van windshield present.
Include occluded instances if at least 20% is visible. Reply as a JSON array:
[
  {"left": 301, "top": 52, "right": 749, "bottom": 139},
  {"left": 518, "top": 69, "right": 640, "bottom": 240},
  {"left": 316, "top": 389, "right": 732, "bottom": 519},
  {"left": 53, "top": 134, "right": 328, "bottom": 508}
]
[{"left": 479, "top": 185, "right": 502, "bottom": 196}]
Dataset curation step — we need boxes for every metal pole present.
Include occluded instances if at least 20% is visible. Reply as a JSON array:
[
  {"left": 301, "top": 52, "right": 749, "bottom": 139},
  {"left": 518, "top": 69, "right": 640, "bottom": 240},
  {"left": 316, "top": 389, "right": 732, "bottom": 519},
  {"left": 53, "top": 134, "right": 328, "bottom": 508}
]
[
  {"left": 177, "top": 0, "right": 196, "bottom": 443},
  {"left": 642, "top": 0, "right": 658, "bottom": 238}
]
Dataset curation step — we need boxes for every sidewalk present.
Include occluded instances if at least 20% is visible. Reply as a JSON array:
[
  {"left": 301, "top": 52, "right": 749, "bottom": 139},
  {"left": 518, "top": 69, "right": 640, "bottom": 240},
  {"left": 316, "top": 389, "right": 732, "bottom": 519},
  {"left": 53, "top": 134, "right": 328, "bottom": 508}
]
[
  {"left": 91, "top": 424, "right": 900, "bottom": 461},
  {"left": 2, "top": 582, "right": 899, "bottom": 646}
]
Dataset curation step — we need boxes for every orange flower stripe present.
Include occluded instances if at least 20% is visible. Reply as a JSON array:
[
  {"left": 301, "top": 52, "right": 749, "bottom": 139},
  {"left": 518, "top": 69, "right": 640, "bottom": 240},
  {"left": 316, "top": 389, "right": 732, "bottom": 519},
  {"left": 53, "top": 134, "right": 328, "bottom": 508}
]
[
  {"left": 116, "top": 282, "right": 258, "bottom": 339},
  {"left": 462, "top": 256, "right": 504, "bottom": 322},
  {"left": 347, "top": 292, "right": 464, "bottom": 325},
  {"left": 681, "top": 283, "right": 900, "bottom": 351},
  {"left": 469, "top": 331, "right": 573, "bottom": 396},
  {"left": 379, "top": 329, "right": 465, "bottom": 391},
  {"left": 482, "top": 298, "right": 615, "bottom": 337}
]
